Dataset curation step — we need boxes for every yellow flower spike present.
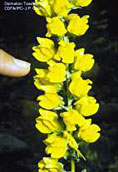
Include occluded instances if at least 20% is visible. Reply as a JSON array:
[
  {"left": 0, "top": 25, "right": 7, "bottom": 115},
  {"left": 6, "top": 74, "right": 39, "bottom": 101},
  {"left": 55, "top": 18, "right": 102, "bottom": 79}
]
[
  {"left": 33, "top": 0, "right": 101, "bottom": 170},
  {"left": 47, "top": 62, "right": 66, "bottom": 83},
  {"left": 69, "top": 72, "right": 92, "bottom": 97},
  {"left": 54, "top": 40, "right": 76, "bottom": 64},
  {"left": 33, "top": 0, "right": 53, "bottom": 17},
  {"left": 63, "top": 131, "right": 78, "bottom": 151},
  {"left": 73, "top": 0, "right": 92, "bottom": 7},
  {"left": 46, "top": 16, "right": 67, "bottom": 37},
  {"left": 75, "top": 96, "right": 99, "bottom": 116},
  {"left": 37, "top": 93, "right": 63, "bottom": 110},
  {"left": 78, "top": 123, "right": 101, "bottom": 143},
  {"left": 38, "top": 157, "right": 64, "bottom": 172},
  {"left": 32, "top": 37, "right": 55, "bottom": 62},
  {"left": 74, "top": 48, "right": 95, "bottom": 72},
  {"left": 36, "top": 109, "right": 62, "bottom": 133},
  {"left": 67, "top": 14, "right": 89, "bottom": 36},
  {"left": 52, "top": 0, "right": 73, "bottom": 17},
  {"left": 61, "top": 108, "right": 85, "bottom": 131},
  {"left": 44, "top": 134, "right": 67, "bottom": 158}
]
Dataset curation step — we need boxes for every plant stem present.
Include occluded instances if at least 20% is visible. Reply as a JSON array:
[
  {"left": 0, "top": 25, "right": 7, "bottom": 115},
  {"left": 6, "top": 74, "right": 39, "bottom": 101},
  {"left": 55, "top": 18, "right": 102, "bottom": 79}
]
[{"left": 71, "top": 159, "right": 75, "bottom": 172}]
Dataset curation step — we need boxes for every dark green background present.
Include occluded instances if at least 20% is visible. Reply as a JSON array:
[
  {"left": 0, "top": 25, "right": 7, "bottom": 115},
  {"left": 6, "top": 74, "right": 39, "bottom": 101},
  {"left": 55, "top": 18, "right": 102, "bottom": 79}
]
[{"left": 0, "top": 0, "right": 118, "bottom": 171}]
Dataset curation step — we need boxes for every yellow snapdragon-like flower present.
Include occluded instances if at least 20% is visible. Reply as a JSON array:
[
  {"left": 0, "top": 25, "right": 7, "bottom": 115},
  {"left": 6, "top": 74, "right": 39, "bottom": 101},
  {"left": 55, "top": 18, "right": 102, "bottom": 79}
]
[
  {"left": 67, "top": 14, "right": 89, "bottom": 36},
  {"left": 32, "top": 37, "right": 55, "bottom": 62},
  {"left": 37, "top": 93, "right": 63, "bottom": 110},
  {"left": 52, "top": 0, "right": 73, "bottom": 17},
  {"left": 34, "top": 68, "right": 63, "bottom": 92},
  {"left": 75, "top": 96, "right": 99, "bottom": 116},
  {"left": 61, "top": 108, "right": 85, "bottom": 131},
  {"left": 44, "top": 133, "right": 67, "bottom": 158},
  {"left": 69, "top": 71, "right": 92, "bottom": 97},
  {"left": 72, "top": 0, "right": 92, "bottom": 7},
  {"left": 74, "top": 48, "right": 94, "bottom": 72},
  {"left": 33, "top": 0, "right": 53, "bottom": 17},
  {"left": 46, "top": 17, "right": 67, "bottom": 37},
  {"left": 38, "top": 157, "right": 64, "bottom": 172},
  {"left": 78, "top": 122, "right": 101, "bottom": 143},
  {"left": 36, "top": 109, "right": 62, "bottom": 133},
  {"left": 34, "top": 68, "right": 49, "bottom": 90},
  {"left": 54, "top": 40, "right": 75, "bottom": 64},
  {"left": 47, "top": 61, "right": 66, "bottom": 83}
]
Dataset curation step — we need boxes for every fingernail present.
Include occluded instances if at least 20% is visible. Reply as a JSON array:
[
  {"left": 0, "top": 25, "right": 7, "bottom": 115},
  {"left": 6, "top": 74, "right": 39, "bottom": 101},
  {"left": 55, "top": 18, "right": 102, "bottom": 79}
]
[{"left": 13, "top": 58, "right": 31, "bottom": 69}]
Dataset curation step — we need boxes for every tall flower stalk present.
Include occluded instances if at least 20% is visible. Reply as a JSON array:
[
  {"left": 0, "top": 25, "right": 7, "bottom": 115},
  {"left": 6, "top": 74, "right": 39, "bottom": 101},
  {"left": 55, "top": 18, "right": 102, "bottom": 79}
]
[{"left": 32, "top": 0, "right": 101, "bottom": 171}]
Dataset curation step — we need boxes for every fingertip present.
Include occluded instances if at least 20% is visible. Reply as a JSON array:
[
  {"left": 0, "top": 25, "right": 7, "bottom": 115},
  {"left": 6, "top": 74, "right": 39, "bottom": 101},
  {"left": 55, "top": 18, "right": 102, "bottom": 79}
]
[
  {"left": 13, "top": 58, "right": 31, "bottom": 77},
  {"left": 0, "top": 49, "right": 31, "bottom": 77}
]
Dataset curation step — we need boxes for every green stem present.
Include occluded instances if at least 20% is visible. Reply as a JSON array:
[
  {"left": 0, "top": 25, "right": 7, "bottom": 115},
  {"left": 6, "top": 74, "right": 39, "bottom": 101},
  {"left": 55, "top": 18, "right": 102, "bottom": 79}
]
[{"left": 71, "top": 159, "right": 75, "bottom": 172}]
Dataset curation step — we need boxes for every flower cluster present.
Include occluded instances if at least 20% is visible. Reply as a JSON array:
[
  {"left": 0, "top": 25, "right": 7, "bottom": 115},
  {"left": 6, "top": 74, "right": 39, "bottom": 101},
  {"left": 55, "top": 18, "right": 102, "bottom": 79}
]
[{"left": 33, "top": 0, "right": 101, "bottom": 171}]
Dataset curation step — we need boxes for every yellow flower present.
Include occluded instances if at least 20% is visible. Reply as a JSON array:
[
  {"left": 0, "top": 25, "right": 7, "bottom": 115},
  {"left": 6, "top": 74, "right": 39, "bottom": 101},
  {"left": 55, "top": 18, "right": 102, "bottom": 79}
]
[
  {"left": 33, "top": 68, "right": 49, "bottom": 90},
  {"left": 67, "top": 14, "right": 89, "bottom": 36},
  {"left": 52, "top": 0, "right": 73, "bottom": 17},
  {"left": 44, "top": 134, "right": 67, "bottom": 158},
  {"left": 33, "top": 68, "right": 48, "bottom": 89},
  {"left": 64, "top": 131, "right": 78, "bottom": 151},
  {"left": 36, "top": 109, "right": 62, "bottom": 133},
  {"left": 38, "top": 157, "right": 64, "bottom": 172},
  {"left": 61, "top": 108, "right": 85, "bottom": 131},
  {"left": 46, "top": 17, "right": 67, "bottom": 37},
  {"left": 33, "top": 0, "right": 53, "bottom": 17},
  {"left": 37, "top": 93, "right": 63, "bottom": 110},
  {"left": 47, "top": 61, "right": 66, "bottom": 83},
  {"left": 75, "top": 96, "right": 99, "bottom": 116},
  {"left": 32, "top": 37, "right": 55, "bottom": 62},
  {"left": 73, "top": 0, "right": 92, "bottom": 7},
  {"left": 74, "top": 48, "right": 94, "bottom": 72},
  {"left": 78, "top": 122, "right": 101, "bottom": 143},
  {"left": 69, "top": 72, "right": 92, "bottom": 97},
  {"left": 34, "top": 68, "right": 63, "bottom": 93},
  {"left": 54, "top": 40, "right": 75, "bottom": 64}
]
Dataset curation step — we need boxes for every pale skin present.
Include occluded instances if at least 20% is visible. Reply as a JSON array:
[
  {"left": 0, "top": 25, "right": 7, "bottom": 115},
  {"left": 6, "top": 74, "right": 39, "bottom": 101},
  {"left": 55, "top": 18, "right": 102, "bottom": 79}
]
[{"left": 0, "top": 49, "right": 31, "bottom": 77}]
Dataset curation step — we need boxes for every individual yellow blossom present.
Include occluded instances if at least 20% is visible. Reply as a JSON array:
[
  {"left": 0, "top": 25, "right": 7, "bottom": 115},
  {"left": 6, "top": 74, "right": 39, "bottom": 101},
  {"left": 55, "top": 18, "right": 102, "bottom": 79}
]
[
  {"left": 33, "top": 68, "right": 48, "bottom": 89},
  {"left": 75, "top": 96, "right": 99, "bottom": 116},
  {"left": 52, "top": 0, "right": 73, "bottom": 17},
  {"left": 67, "top": 14, "right": 89, "bottom": 36},
  {"left": 47, "top": 61, "right": 66, "bottom": 83},
  {"left": 33, "top": 0, "right": 53, "bottom": 17},
  {"left": 46, "top": 17, "right": 67, "bottom": 37},
  {"left": 63, "top": 131, "right": 78, "bottom": 151},
  {"left": 78, "top": 122, "right": 101, "bottom": 143},
  {"left": 32, "top": 37, "right": 55, "bottom": 62},
  {"left": 33, "top": 68, "right": 49, "bottom": 91},
  {"left": 54, "top": 40, "right": 75, "bottom": 64},
  {"left": 61, "top": 108, "right": 85, "bottom": 131},
  {"left": 72, "top": 0, "right": 92, "bottom": 7},
  {"left": 34, "top": 68, "right": 63, "bottom": 92},
  {"left": 74, "top": 48, "right": 94, "bottom": 72},
  {"left": 36, "top": 109, "right": 62, "bottom": 133},
  {"left": 38, "top": 157, "right": 64, "bottom": 172},
  {"left": 37, "top": 93, "right": 63, "bottom": 110},
  {"left": 69, "top": 72, "right": 92, "bottom": 97},
  {"left": 44, "top": 133, "right": 67, "bottom": 158}
]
